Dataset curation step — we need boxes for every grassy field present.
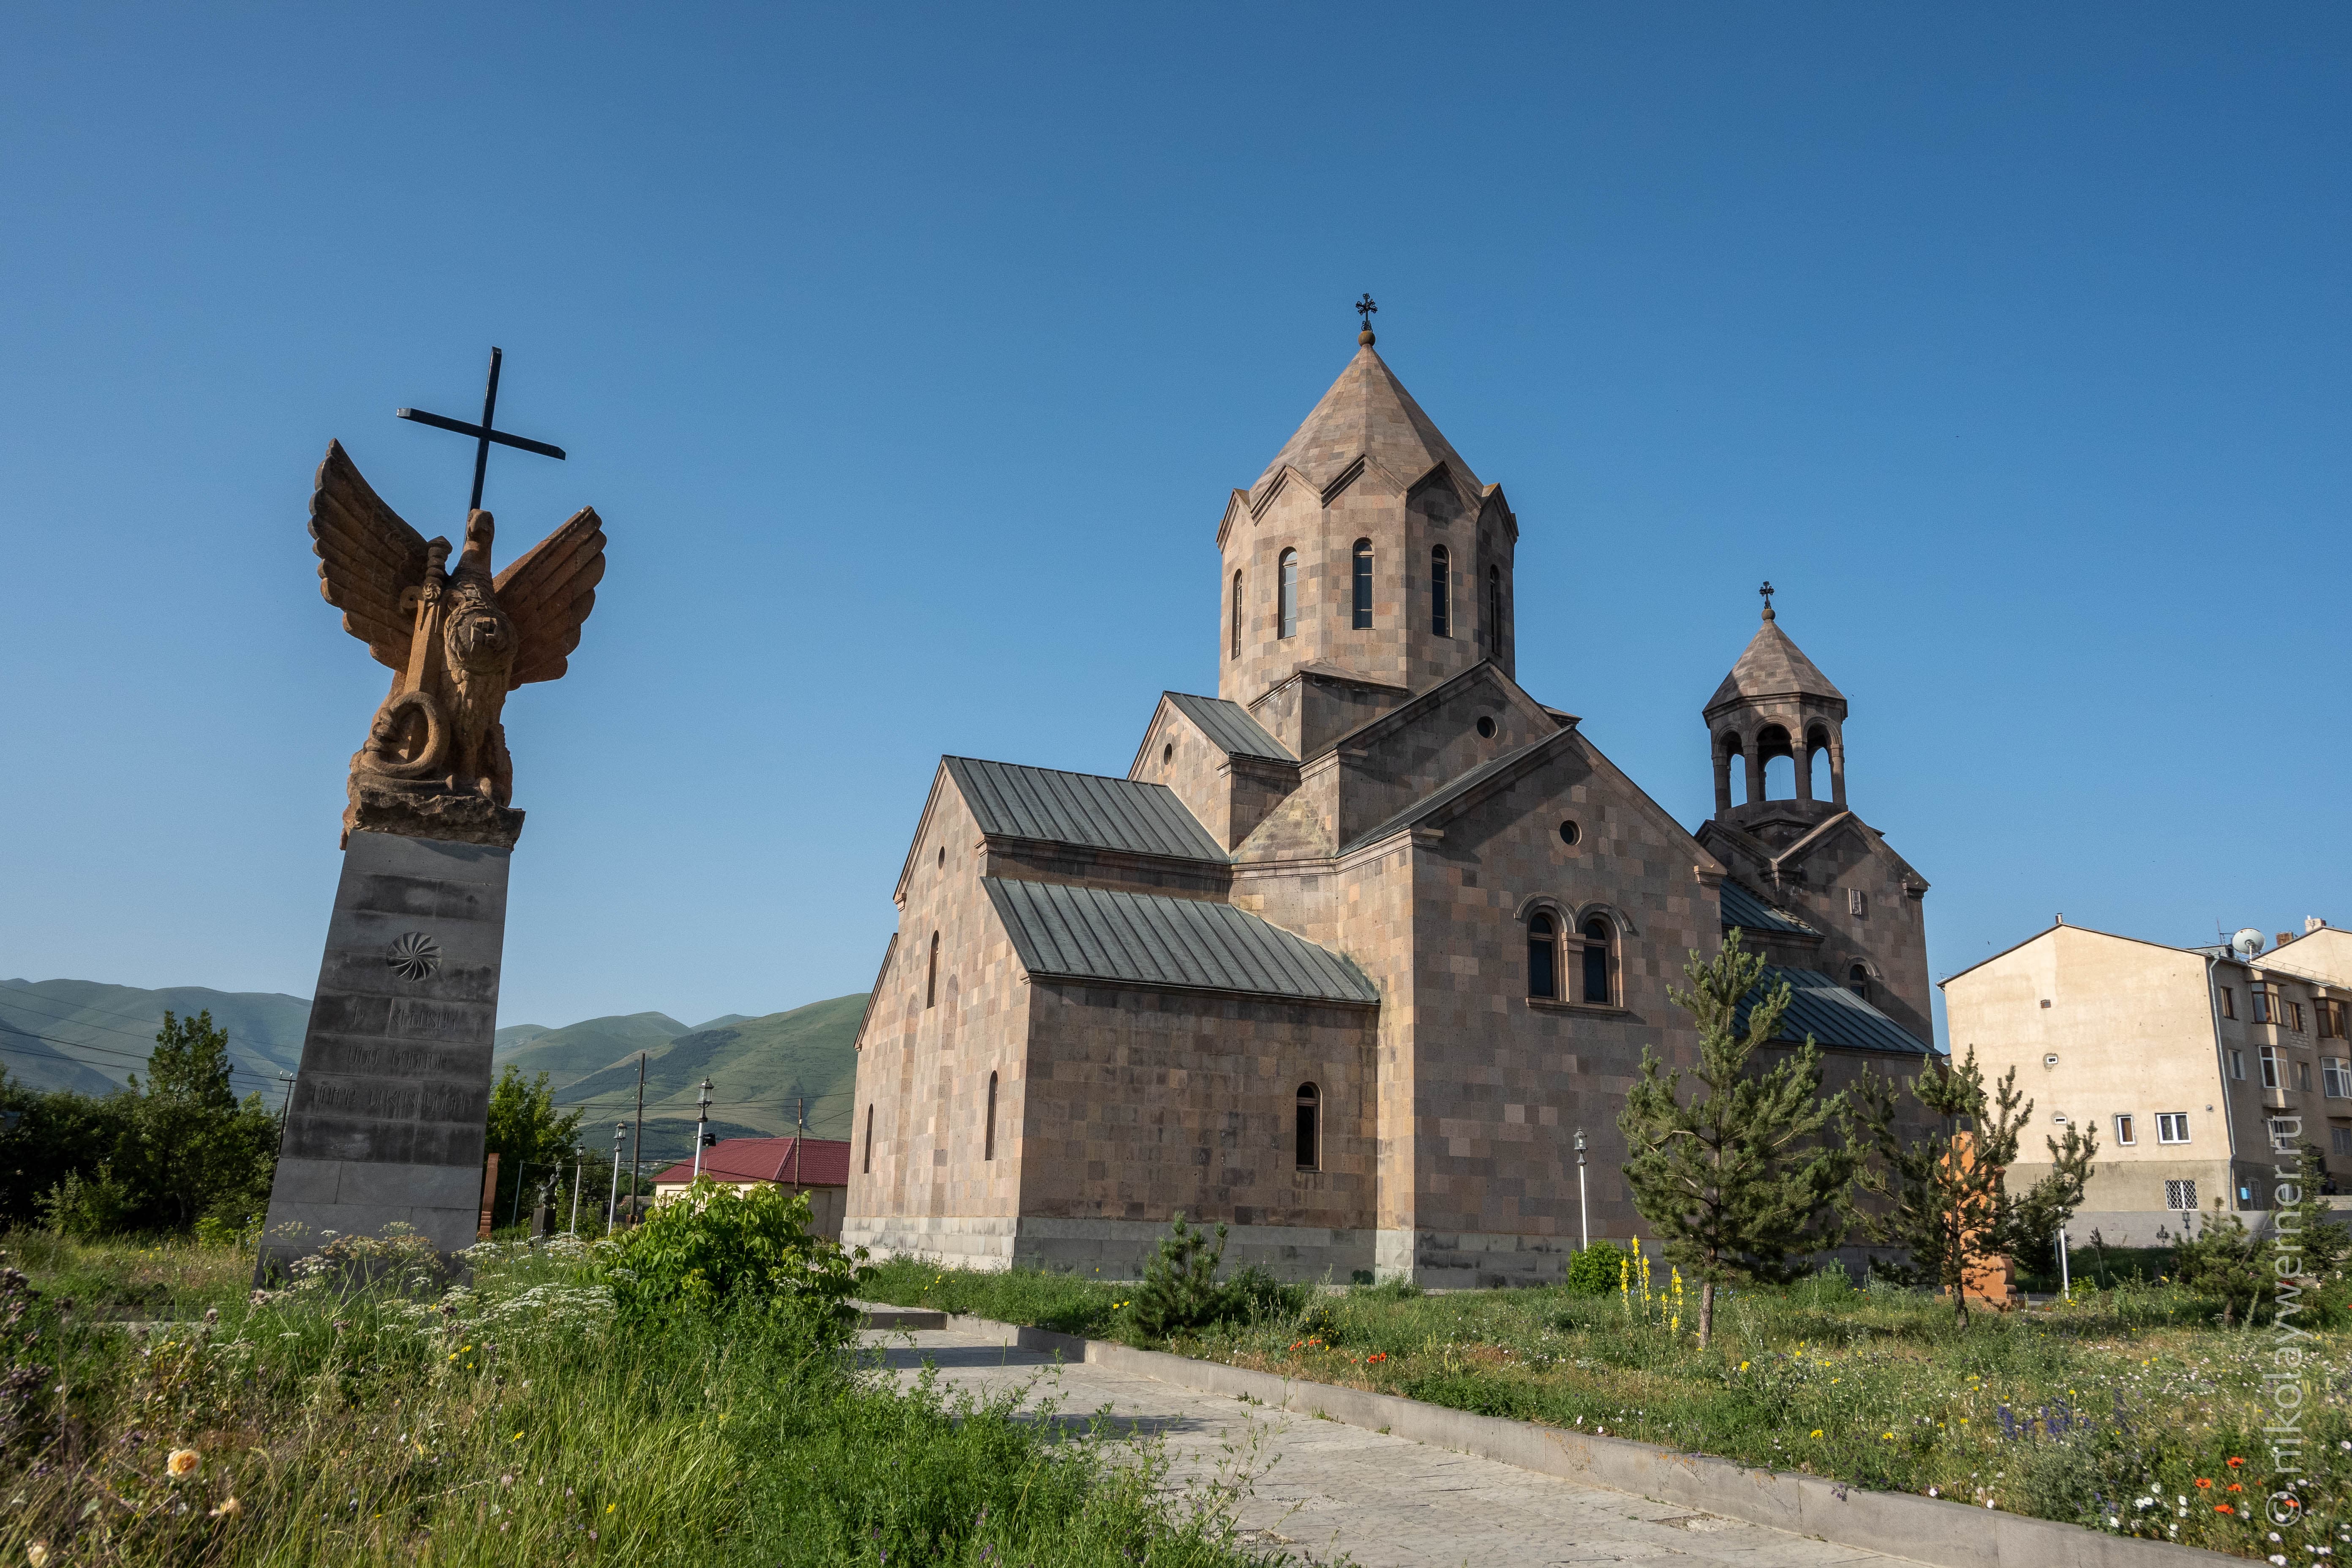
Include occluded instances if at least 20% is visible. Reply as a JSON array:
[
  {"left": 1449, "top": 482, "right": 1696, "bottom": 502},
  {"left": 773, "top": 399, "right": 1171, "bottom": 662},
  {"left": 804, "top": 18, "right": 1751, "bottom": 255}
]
[
  {"left": 0, "top": 1232, "right": 1277, "bottom": 1567},
  {"left": 862, "top": 1255, "right": 2352, "bottom": 1560}
]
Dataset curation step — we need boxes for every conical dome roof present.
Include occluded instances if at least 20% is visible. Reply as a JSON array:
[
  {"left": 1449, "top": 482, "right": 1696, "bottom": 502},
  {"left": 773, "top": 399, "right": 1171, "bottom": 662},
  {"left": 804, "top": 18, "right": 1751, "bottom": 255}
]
[
  {"left": 1706, "top": 612, "right": 1846, "bottom": 714},
  {"left": 1256, "top": 344, "right": 1479, "bottom": 493}
]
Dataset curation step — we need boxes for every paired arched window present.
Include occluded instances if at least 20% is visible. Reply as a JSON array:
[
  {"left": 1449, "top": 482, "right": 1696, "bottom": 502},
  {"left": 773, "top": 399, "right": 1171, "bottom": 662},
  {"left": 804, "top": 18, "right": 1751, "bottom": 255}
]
[
  {"left": 1278, "top": 549, "right": 1299, "bottom": 639},
  {"left": 1488, "top": 566, "right": 1503, "bottom": 654},
  {"left": 926, "top": 931, "right": 939, "bottom": 1009},
  {"left": 1430, "top": 546, "right": 1451, "bottom": 636},
  {"left": 1296, "top": 1082, "right": 1320, "bottom": 1170},
  {"left": 862, "top": 1104, "right": 874, "bottom": 1173},
  {"left": 1230, "top": 571, "right": 1243, "bottom": 659},
  {"left": 1580, "top": 917, "right": 1614, "bottom": 1005},
  {"left": 1527, "top": 913, "right": 1558, "bottom": 999},
  {"left": 984, "top": 1071, "right": 998, "bottom": 1160},
  {"left": 1352, "top": 539, "right": 1373, "bottom": 628}
]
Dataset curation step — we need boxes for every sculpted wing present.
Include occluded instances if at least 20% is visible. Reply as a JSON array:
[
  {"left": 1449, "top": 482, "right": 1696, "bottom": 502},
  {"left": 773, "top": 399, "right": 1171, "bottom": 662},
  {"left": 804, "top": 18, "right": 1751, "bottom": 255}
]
[
  {"left": 310, "top": 441, "right": 433, "bottom": 671},
  {"left": 494, "top": 507, "right": 606, "bottom": 686}
]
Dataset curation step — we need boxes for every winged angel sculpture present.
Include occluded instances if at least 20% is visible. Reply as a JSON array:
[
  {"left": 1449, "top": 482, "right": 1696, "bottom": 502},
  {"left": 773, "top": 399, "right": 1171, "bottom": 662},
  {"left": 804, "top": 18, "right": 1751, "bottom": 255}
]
[{"left": 310, "top": 441, "right": 605, "bottom": 847}]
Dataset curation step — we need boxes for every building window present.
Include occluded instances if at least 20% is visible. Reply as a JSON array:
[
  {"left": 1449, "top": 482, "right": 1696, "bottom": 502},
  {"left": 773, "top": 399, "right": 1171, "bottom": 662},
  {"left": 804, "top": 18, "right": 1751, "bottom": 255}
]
[
  {"left": 1488, "top": 566, "right": 1503, "bottom": 653},
  {"left": 2114, "top": 1113, "right": 2136, "bottom": 1146},
  {"left": 2157, "top": 1112, "right": 2191, "bottom": 1144},
  {"left": 1278, "top": 548, "right": 1299, "bottom": 639},
  {"left": 2320, "top": 999, "right": 2346, "bottom": 1038},
  {"left": 863, "top": 1105, "right": 874, "bottom": 1174},
  {"left": 926, "top": 932, "right": 940, "bottom": 1008},
  {"left": 1296, "top": 1082, "right": 1320, "bottom": 1171},
  {"left": 2322, "top": 1057, "right": 2350, "bottom": 1098},
  {"left": 2261, "top": 1045, "right": 2279, "bottom": 1089},
  {"left": 2267, "top": 1118, "right": 2298, "bottom": 1150},
  {"left": 2285, "top": 1000, "right": 2306, "bottom": 1032},
  {"left": 1430, "top": 546, "right": 1450, "bottom": 636},
  {"left": 1352, "top": 539, "right": 1373, "bottom": 629},
  {"left": 1847, "top": 963, "right": 1869, "bottom": 1001},
  {"left": 1579, "top": 917, "right": 1614, "bottom": 1006},
  {"left": 2220, "top": 986, "right": 2236, "bottom": 1019},
  {"left": 2298, "top": 1060, "right": 2314, "bottom": 1092},
  {"left": 2165, "top": 1178, "right": 2198, "bottom": 1211},
  {"left": 2228, "top": 1048, "right": 2245, "bottom": 1081},
  {"left": 1847, "top": 888, "right": 1867, "bottom": 918},
  {"left": 1527, "top": 913, "right": 1558, "bottom": 999},
  {"left": 2253, "top": 987, "right": 2273, "bottom": 1025},
  {"left": 984, "top": 1071, "right": 997, "bottom": 1161},
  {"left": 1230, "top": 571, "right": 1243, "bottom": 658},
  {"left": 2333, "top": 1126, "right": 2352, "bottom": 1157}
]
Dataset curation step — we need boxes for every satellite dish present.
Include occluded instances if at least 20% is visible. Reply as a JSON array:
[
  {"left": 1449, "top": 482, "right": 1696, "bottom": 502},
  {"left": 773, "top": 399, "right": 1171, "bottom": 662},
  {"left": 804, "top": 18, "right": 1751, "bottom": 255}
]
[{"left": 2232, "top": 927, "right": 2266, "bottom": 958}]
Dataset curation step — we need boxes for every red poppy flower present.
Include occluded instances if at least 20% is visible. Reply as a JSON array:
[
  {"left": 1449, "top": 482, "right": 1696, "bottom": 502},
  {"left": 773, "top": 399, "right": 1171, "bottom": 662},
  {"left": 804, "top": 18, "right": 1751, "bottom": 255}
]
[
  {"left": 2227, "top": 1484, "right": 2243, "bottom": 1493},
  {"left": 2217, "top": 1505, "right": 2235, "bottom": 1516},
  {"left": 2226, "top": 1457, "right": 2244, "bottom": 1468},
  {"left": 2195, "top": 1479, "right": 2213, "bottom": 1489}
]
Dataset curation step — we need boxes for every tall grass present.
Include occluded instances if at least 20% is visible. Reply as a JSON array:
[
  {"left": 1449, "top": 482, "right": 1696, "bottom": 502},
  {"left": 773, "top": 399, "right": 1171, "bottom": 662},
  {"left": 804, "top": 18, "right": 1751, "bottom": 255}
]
[
  {"left": 0, "top": 1234, "right": 1278, "bottom": 1567},
  {"left": 862, "top": 1258, "right": 2351, "bottom": 1560}
]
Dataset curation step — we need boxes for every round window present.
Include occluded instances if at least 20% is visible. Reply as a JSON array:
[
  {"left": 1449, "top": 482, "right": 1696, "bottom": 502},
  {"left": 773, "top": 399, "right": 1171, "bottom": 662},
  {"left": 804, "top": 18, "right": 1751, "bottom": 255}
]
[
  {"left": 1162, "top": 743, "right": 1173, "bottom": 764},
  {"left": 1559, "top": 819, "right": 1580, "bottom": 847},
  {"left": 1476, "top": 716, "right": 1496, "bottom": 739}
]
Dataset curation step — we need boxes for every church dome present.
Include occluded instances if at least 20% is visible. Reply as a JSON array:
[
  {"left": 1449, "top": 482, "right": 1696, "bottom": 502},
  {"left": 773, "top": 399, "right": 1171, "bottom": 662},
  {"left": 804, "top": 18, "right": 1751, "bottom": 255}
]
[
  {"left": 1704, "top": 610, "right": 1846, "bottom": 717},
  {"left": 1255, "top": 344, "right": 1480, "bottom": 494}
]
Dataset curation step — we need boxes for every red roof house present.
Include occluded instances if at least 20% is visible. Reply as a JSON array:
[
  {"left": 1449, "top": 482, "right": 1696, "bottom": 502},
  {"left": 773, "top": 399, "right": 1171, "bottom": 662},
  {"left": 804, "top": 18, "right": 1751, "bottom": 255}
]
[{"left": 651, "top": 1136, "right": 852, "bottom": 1238}]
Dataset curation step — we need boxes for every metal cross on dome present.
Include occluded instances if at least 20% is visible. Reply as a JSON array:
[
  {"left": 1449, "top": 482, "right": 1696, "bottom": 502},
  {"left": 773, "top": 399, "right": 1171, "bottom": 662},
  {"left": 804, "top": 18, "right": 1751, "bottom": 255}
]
[
  {"left": 396, "top": 347, "right": 567, "bottom": 513},
  {"left": 1355, "top": 293, "right": 1377, "bottom": 329},
  {"left": 1759, "top": 580, "right": 1776, "bottom": 612}
]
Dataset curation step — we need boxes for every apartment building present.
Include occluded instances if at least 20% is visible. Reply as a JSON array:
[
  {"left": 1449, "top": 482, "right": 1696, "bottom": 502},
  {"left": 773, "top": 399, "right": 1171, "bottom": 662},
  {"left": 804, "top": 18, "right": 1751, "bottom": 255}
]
[{"left": 1941, "top": 917, "right": 2352, "bottom": 1245}]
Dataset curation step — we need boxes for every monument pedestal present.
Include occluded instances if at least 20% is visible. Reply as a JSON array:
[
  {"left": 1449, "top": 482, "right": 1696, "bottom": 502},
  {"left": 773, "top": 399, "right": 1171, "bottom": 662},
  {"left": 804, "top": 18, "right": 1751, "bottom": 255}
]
[{"left": 257, "top": 828, "right": 514, "bottom": 1277}]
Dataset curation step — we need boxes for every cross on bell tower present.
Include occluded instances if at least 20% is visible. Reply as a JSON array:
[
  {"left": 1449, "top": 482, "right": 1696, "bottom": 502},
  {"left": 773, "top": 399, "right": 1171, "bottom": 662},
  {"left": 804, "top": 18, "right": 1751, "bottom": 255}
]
[{"left": 1355, "top": 293, "right": 1377, "bottom": 346}]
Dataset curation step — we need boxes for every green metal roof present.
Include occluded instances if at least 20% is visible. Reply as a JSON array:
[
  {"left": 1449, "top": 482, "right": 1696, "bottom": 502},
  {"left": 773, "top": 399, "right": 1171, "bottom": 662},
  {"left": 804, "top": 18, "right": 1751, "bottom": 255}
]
[
  {"left": 985, "top": 878, "right": 1377, "bottom": 1005},
  {"left": 1163, "top": 692, "right": 1297, "bottom": 762},
  {"left": 1734, "top": 965, "right": 1932, "bottom": 1056},
  {"left": 945, "top": 757, "right": 1225, "bottom": 864},
  {"left": 1718, "top": 880, "right": 1821, "bottom": 938}
]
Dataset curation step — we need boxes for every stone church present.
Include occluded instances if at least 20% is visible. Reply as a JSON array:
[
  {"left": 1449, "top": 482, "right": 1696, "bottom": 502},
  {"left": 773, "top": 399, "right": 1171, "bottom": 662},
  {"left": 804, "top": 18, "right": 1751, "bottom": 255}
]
[{"left": 843, "top": 325, "right": 1937, "bottom": 1287}]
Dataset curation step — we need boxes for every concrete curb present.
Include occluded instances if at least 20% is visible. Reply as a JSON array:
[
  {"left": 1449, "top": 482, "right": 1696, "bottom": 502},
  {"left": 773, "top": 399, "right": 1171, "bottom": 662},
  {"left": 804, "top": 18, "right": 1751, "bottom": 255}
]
[{"left": 931, "top": 1312, "right": 2232, "bottom": 1568}]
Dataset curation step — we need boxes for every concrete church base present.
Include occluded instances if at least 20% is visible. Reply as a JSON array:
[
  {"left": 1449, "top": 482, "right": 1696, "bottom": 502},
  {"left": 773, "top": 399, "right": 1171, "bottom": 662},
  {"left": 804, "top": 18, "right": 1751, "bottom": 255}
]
[{"left": 256, "top": 830, "right": 510, "bottom": 1279}]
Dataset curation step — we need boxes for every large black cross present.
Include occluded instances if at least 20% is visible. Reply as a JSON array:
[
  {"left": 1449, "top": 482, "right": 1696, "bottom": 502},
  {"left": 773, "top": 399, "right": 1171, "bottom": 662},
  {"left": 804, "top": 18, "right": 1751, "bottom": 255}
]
[
  {"left": 396, "top": 347, "right": 566, "bottom": 513},
  {"left": 1355, "top": 292, "right": 1377, "bottom": 329},
  {"left": 1759, "top": 580, "right": 1776, "bottom": 612}
]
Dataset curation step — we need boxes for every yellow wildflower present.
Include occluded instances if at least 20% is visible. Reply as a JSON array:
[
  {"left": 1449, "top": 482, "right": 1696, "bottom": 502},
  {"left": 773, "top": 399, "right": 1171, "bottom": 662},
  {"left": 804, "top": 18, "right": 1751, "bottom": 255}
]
[{"left": 167, "top": 1448, "right": 201, "bottom": 1478}]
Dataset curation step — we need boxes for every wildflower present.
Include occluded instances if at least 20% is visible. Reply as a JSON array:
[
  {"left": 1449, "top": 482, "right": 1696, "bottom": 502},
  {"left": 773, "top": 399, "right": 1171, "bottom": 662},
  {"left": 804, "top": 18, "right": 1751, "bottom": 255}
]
[
  {"left": 2219, "top": 1505, "right": 2236, "bottom": 1516},
  {"left": 167, "top": 1448, "right": 201, "bottom": 1478},
  {"left": 2230, "top": 1458, "right": 2246, "bottom": 1468},
  {"left": 28, "top": 1546, "right": 49, "bottom": 1568},
  {"left": 2197, "top": 1479, "right": 2214, "bottom": 1490},
  {"left": 209, "top": 1497, "right": 241, "bottom": 1519},
  {"left": 2230, "top": 1484, "right": 2245, "bottom": 1493},
  {"left": 1810, "top": 1430, "right": 1822, "bottom": 1438}
]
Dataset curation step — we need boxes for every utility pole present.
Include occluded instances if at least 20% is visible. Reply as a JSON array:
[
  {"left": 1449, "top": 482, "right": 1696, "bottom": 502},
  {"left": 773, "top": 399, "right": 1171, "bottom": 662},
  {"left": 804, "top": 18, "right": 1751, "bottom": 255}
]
[
  {"left": 691, "top": 1078, "right": 714, "bottom": 1180},
  {"left": 605, "top": 1120, "right": 626, "bottom": 1230},
  {"left": 627, "top": 1051, "right": 646, "bottom": 1226},
  {"left": 569, "top": 1144, "right": 583, "bottom": 1234},
  {"left": 794, "top": 1096, "right": 805, "bottom": 1188},
  {"left": 277, "top": 1071, "right": 296, "bottom": 1136},
  {"left": 1574, "top": 1128, "right": 1590, "bottom": 1251}
]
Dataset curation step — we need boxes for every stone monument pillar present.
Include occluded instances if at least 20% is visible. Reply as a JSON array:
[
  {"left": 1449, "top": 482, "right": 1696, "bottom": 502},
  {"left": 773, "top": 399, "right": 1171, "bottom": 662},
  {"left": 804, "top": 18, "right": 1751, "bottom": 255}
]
[{"left": 256, "top": 416, "right": 603, "bottom": 1278}]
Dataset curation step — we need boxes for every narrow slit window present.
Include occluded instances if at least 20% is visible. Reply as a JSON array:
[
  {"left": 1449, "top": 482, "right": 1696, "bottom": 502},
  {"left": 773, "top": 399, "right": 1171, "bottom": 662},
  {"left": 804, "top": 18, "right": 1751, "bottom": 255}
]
[
  {"left": 1230, "top": 571, "right": 1243, "bottom": 659},
  {"left": 1580, "top": 917, "right": 1613, "bottom": 1005},
  {"left": 1352, "top": 539, "right": 1373, "bottom": 628},
  {"left": 863, "top": 1105, "right": 874, "bottom": 1173},
  {"left": 1278, "top": 549, "right": 1299, "bottom": 639},
  {"left": 1430, "top": 546, "right": 1450, "bottom": 636},
  {"left": 1488, "top": 566, "right": 1502, "bottom": 653},
  {"left": 1296, "top": 1082, "right": 1320, "bottom": 1171},
  {"left": 926, "top": 932, "right": 939, "bottom": 1009},
  {"left": 984, "top": 1071, "right": 998, "bottom": 1161},
  {"left": 2114, "top": 1113, "right": 2135, "bottom": 1146},
  {"left": 1527, "top": 913, "right": 1557, "bottom": 999}
]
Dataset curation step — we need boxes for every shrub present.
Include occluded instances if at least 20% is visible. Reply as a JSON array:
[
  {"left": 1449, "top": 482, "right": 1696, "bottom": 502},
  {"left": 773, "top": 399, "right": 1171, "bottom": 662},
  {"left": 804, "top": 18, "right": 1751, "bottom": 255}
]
[
  {"left": 36, "top": 1163, "right": 134, "bottom": 1239},
  {"left": 1221, "top": 1263, "right": 1308, "bottom": 1324},
  {"left": 600, "top": 1181, "right": 868, "bottom": 1350},
  {"left": 1130, "top": 1213, "right": 1229, "bottom": 1338},
  {"left": 1564, "top": 1240, "right": 1626, "bottom": 1296}
]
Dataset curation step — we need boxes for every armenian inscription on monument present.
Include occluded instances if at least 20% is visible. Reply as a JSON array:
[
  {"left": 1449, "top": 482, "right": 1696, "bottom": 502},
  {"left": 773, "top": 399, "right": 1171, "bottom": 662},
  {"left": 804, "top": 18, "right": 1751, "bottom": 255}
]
[{"left": 256, "top": 351, "right": 605, "bottom": 1275}]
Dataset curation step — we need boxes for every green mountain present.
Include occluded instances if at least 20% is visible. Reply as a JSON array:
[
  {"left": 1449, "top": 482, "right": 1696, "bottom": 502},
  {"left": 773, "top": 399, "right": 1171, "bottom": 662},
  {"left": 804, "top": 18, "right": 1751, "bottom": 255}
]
[
  {"left": 490, "top": 1011, "right": 691, "bottom": 1091},
  {"left": 0, "top": 979, "right": 310, "bottom": 1097},
  {"left": 553, "top": 994, "right": 868, "bottom": 1141}
]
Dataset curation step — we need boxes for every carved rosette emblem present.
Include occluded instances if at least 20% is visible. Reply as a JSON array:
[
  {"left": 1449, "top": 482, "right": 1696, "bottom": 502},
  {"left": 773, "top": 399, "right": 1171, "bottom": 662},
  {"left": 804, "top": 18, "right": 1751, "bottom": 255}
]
[{"left": 386, "top": 931, "right": 442, "bottom": 983}]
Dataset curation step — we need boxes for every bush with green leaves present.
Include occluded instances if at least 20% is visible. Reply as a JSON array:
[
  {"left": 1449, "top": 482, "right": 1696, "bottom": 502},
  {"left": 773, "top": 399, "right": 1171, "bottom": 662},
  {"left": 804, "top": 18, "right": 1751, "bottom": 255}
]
[
  {"left": 36, "top": 1162, "right": 136, "bottom": 1239},
  {"left": 1131, "top": 1213, "right": 1232, "bottom": 1338},
  {"left": 1563, "top": 1240, "right": 1626, "bottom": 1296},
  {"left": 599, "top": 1179, "right": 868, "bottom": 1349}
]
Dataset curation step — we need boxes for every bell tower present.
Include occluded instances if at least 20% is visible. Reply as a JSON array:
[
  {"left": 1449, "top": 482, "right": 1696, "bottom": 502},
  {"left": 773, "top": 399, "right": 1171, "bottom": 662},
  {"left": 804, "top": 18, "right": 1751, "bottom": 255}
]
[
  {"left": 1214, "top": 308, "right": 1517, "bottom": 749},
  {"left": 1703, "top": 583, "right": 1849, "bottom": 838}
]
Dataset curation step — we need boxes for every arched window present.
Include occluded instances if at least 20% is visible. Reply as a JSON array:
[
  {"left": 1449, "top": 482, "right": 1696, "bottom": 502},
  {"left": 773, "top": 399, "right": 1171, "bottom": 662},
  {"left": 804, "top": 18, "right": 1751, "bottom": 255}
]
[
  {"left": 1230, "top": 571, "right": 1243, "bottom": 659},
  {"left": 1352, "top": 539, "right": 1373, "bottom": 629},
  {"left": 1527, "top": 912, "right": 1558, "bottom": 999},
  {"left": 1296, "top": 1082, "right": 1320, "bottom": 1171},
  {"left": 1488, "top": 566, "right": 1503, "bottom": 655},
  {"left": 1430, "top": 546, "right": 1450, "bottom": 636},
  {"left": 1848, "top": 964, "right": 1870, "bottom": 1001},
  {"left": 1278, "top": 549, "right": 1299, "bottom": 639},
  {"left": 862, "top": 1104, "right": 874, "bottom": 1173},
  {"left": 926, "top": 931, "right": 939, "bottom": 1009},
  {"left": 984, "top": 1071, "right": 998, "bottom": 1160},
  {"left": 1758, "top": 725, "right": 1794, "bottom": 800},
  {"left": 1580, "top": 917, "right": 1614, "bottom": 1005}
]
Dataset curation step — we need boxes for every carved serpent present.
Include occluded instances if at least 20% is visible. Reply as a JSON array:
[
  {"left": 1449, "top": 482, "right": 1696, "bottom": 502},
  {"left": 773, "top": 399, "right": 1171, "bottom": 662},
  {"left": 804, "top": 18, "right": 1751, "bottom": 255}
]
[{"left": 360, "top": 688, "right": 448, "bottom": 778}]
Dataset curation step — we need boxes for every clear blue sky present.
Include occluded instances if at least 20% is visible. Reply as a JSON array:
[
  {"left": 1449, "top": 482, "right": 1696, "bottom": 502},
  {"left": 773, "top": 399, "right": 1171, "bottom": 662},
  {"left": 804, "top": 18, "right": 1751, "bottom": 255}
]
[{"left": 4, "top": 5, "right": 2347, "bottom": 1040}]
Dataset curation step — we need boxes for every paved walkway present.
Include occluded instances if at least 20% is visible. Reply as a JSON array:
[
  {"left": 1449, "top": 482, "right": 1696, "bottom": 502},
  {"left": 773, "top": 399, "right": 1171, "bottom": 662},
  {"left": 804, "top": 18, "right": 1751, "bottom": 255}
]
[{"left": 861, "top": 1320, "right": 1927, "bottom": 1568}]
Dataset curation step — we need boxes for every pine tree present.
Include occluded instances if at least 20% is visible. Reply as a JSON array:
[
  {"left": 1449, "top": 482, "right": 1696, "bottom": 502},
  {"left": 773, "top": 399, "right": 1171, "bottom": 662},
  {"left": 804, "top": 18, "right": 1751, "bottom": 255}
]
[
  {"left": 124, "top": 1010, "right": 280, "bottom": 1232},
  {"left": 1617, "top": 931, "right": 1856, "bottom": 1349},
  {"left": 1854, "top": 1045, "right": 2096, "bottom": 1324}
]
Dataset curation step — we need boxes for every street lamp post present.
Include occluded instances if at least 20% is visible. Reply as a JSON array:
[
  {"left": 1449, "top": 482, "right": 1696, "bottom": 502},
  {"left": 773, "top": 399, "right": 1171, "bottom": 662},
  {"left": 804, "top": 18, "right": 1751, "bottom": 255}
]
[
  {"left": 605, "top": 1120, "right": 626, "bottom": 1230},
  {"left": 690, "top": 1078, "right": 715, "bottom": 1181},
  {"left": 1575, "top": 1128, "right": 1590, "bottom": 1252}
]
